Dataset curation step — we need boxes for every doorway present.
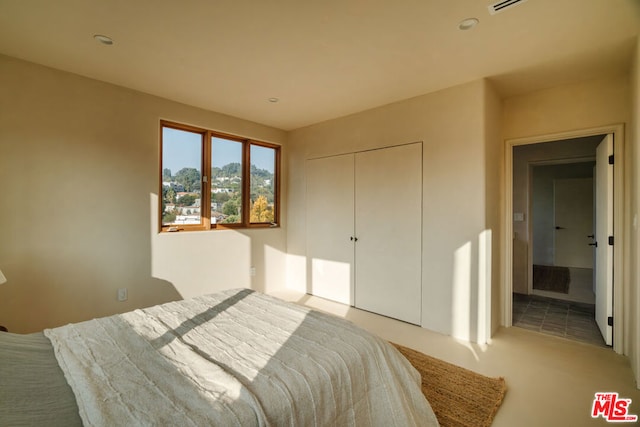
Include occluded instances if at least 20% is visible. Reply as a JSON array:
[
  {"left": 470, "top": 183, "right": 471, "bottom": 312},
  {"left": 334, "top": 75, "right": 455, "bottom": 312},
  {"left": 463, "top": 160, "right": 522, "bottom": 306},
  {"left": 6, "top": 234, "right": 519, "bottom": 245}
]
[
  {"left": 531, "top": 162, "right": 596, "bottom": 304},
  {"left": 504, "top": 125, "right": 624, "bottom": 353},
  {"left": 514, "top": 138, "right": 604, "bottom": 346}
]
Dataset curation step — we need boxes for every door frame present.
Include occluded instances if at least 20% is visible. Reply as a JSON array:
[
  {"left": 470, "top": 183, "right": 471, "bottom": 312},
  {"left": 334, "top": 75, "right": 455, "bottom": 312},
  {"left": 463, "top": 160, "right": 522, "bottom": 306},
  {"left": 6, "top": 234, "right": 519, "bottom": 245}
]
[{"left": 503, "top": 124, "right": 625, "bottom": 353}]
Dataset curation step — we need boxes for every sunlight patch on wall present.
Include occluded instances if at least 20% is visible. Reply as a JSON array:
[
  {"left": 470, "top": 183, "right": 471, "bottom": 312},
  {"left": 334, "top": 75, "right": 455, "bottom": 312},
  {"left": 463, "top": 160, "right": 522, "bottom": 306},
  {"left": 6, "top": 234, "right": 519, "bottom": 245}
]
[
  {"left": 451, "top": 230, "right": 493, "bottom": 345},
  {"left": 286, "top": 254, "right": 307, "bottom": 293},
  {"left": 452, "top": 241, "right": 472, "bottom": 341},
  {"left": 477, "top": 229, "right": 492, "bottom": 345},
  {"left": 310, "top": 258, "right": 352, "bottom": 305},
  {"left": 263, "top": 244, "right": 287, "bottom": 293}
]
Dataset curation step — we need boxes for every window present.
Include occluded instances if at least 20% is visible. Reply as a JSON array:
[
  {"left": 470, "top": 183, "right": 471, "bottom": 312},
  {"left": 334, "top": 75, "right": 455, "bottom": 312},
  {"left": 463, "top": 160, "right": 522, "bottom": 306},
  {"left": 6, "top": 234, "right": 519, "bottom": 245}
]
[
  {"left": 160, "top": 121, "right": 280, "bottom": 232},
  {"left": 211, "top": 136, "right": 243, "bottom": 225},
  {"left": 250, "top": 144, "right": 277, "bottom": 224}
]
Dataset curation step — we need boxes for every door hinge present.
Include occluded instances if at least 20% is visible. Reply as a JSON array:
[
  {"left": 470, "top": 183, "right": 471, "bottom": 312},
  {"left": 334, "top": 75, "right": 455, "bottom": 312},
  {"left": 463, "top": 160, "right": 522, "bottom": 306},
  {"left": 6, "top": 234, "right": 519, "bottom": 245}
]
[
  {"left": 608, "top": 316, "right": 614, "bottom": 327},
  {"left": 608, "top": 236, "right": 614, "bottom": 246},
  {"left": 608, "top": 154, "right": 614, "bottom": 165}
]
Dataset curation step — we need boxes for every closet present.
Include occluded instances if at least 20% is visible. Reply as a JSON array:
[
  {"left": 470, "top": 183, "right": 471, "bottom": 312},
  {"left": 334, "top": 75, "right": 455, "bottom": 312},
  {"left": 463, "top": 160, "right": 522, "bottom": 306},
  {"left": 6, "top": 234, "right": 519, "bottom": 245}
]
[{"left": 306, "top": 142, "right": 422, "bottom": 324}]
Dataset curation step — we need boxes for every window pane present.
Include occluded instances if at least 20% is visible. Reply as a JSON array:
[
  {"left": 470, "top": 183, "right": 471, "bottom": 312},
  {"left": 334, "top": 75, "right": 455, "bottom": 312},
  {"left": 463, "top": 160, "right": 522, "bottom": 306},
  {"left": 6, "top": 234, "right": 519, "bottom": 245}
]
[
  {"left": 161, "top": 127, "right": 202, "bottom": 226},
  {"left": 250, "top": 144, "right": 276, "bottom": 224},
  {"left": 211, "top": 137, "right": 243, "bottom": 224}
]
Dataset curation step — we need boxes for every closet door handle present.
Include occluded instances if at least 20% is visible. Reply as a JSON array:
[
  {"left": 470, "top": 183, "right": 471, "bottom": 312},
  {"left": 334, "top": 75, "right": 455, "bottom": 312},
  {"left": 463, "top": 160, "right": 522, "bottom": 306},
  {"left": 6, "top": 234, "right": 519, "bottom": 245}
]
[{"left": 350, "top": 236, "right": 358, "bottom": 242}]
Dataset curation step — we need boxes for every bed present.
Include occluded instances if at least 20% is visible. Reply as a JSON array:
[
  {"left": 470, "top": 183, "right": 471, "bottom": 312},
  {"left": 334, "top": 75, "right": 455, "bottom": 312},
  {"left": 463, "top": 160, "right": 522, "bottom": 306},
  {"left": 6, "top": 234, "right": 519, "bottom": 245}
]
[{"left": 0, "top": 288, "right": 439, "bottom": 426}]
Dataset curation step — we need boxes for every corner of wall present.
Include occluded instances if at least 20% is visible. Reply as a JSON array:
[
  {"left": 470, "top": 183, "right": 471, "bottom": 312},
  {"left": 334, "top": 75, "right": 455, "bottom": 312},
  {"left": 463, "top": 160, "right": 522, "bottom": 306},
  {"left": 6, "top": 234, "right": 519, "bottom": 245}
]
[
  {"left": 482, "top": 79, "right": 505, "bottom": 338},
  {"left": 629, "top": 35, "right": 640, "bottom": 388}
]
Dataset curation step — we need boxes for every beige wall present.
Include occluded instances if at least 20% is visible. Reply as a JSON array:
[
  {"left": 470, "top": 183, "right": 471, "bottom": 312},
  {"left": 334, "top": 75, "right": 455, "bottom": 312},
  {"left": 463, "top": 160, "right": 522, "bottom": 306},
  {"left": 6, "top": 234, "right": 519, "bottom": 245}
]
[
  {"left": 503, "top": 74, "right": 630, "bottom": 139},
  {"left": 484, "top": 80, "right": 503, "bottom": 337},
  {"left": 0, "top": 55, "right": 288, "bottom": 333},
  {"left": 629, "top": 36, "right": 640, "bottom": 386},
  {"left": 287, "top": 79, "right": 501, "bottom": 343}
]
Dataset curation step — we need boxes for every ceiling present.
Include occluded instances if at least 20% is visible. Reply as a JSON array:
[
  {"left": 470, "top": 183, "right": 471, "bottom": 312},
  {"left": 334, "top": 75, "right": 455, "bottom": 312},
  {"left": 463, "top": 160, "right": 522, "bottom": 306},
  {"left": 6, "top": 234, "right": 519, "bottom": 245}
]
[{"left": 0, "top": 0, "right": 638, "bottom": 131}]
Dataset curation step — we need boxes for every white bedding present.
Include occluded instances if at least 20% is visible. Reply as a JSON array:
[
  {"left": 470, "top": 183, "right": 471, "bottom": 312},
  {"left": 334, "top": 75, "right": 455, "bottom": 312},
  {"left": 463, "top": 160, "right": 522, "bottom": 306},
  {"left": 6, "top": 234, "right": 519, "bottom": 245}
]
[{"left": 44, "top": 288, "right": 438, "bottom": 426}]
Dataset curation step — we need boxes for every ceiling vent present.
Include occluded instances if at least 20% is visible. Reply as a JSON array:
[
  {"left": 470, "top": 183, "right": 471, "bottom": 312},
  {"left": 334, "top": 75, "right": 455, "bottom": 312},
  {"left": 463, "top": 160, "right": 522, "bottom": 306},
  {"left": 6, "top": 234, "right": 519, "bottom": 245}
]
[{"left": 488, "top": 0, "right": 528, "bottom": 15}]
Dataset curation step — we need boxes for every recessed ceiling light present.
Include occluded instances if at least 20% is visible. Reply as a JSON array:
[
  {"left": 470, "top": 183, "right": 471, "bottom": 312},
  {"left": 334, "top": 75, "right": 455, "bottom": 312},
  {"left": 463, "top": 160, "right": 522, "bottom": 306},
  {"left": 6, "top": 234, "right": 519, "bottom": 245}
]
[
  {"left": 458, "top": 18, "right": 479, "bottom": 31},
  {"left": 268, "top": 97, "right": 279, "bottom": 103},
  {"left": 93, "top": 34, "right": 114, "bottom": 45}
]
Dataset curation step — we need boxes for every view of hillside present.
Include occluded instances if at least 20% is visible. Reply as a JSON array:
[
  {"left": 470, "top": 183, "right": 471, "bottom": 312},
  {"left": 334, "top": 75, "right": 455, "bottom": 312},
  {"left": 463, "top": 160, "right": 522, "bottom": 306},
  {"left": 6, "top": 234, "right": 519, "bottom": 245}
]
[{"left": 162, "top": 163, "right": 275, "bottom": 225}]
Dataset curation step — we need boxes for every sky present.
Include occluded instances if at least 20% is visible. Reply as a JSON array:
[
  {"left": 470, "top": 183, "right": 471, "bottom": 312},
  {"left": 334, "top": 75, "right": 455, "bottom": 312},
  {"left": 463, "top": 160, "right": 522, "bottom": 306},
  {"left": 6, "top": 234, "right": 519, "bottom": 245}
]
[{"left": 162, "top": 127, "right": 275, "bottom": 176}]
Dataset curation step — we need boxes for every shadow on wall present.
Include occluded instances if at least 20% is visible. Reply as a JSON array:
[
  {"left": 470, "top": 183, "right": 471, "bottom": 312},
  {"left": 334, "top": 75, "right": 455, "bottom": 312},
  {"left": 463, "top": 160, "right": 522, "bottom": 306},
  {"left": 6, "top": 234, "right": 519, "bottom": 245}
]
[
  {"left": 150, "top": 193, "right": 288, "bottom": 300},
  {"left": 0, "top": 233, "right": 180, "bottom": 335}
]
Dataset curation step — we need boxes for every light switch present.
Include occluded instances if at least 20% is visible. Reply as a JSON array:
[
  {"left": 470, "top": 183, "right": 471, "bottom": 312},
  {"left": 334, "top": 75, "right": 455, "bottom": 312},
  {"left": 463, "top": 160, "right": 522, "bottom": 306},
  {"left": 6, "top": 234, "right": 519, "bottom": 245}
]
[{"left": 513, "top": 212, "right": 524, "bottom": 222}]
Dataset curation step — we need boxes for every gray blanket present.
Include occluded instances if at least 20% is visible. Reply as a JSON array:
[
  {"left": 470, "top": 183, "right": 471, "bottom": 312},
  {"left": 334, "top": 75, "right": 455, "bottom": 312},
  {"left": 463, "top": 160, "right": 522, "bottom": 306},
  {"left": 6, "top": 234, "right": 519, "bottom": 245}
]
[{"left": 0, "top": 331, "right": 82, "bottom": 426}]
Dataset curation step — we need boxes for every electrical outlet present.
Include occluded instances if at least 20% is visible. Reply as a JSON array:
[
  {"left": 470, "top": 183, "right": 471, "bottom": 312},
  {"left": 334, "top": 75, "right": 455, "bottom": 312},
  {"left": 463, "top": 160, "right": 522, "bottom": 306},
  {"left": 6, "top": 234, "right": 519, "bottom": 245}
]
[
  {"left": 117, "top": 288, "right": 128, "bottom": 302},
  {"left": 250, "top": 267, "right": 256, "bottom": 277}
]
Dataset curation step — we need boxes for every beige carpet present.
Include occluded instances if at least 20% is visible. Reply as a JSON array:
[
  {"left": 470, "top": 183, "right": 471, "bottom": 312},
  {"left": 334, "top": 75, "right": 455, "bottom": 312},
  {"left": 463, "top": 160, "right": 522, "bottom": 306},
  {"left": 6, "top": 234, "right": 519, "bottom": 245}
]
[{"left": 392, "top": 343, "right": 507, "bottom": 427}]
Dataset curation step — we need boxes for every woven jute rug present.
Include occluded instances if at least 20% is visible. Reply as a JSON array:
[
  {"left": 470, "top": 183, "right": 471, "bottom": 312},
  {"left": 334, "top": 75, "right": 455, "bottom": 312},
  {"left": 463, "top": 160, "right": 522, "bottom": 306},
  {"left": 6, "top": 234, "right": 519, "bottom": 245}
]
[{"left": 392, "top": 343, "right": 506, "bottom": 427}]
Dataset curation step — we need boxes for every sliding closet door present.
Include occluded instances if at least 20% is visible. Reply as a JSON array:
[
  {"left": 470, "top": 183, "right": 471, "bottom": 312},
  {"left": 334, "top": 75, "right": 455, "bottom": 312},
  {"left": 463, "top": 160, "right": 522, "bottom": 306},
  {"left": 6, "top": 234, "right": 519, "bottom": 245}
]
[
  {"left": 306, "top": 154, "right": 355, "bottom": 305},
  {"left": 354, "top": 143, "right": 422, "bottom": 324}
]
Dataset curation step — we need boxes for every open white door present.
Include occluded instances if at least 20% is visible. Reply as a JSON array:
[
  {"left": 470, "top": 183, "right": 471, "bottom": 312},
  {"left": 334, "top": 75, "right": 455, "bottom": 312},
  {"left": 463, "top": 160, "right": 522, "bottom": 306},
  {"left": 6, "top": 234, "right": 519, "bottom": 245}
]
[{"left": 595, "top": 134, "right": 613, "bottom": 345}]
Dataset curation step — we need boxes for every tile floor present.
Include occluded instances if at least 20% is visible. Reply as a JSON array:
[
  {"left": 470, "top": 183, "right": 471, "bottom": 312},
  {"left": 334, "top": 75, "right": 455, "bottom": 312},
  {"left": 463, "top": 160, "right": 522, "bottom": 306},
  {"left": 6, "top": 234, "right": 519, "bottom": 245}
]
[{"left": 512, "top": 293, "right": 606, "bottom": 347}]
